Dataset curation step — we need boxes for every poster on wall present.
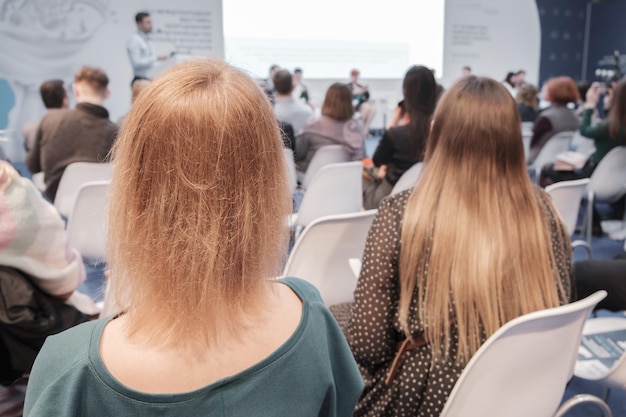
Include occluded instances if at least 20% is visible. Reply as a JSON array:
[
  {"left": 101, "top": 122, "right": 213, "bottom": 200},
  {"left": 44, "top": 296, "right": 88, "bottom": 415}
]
[
  {"left": 0, "top": 0, "right": 224, "bottom": 162},
  {"left": 441, "top": 0, "right": 541, "bottom": 89}
]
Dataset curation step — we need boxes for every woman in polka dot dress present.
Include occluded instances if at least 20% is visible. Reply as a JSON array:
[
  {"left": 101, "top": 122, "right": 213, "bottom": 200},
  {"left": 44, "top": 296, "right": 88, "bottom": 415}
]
[{"left": 347, "top": 76, "right": 573, "bottom": 417}]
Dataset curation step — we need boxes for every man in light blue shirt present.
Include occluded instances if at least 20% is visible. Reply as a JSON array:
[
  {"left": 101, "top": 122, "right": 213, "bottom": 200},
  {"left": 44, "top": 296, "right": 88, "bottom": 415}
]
[{"left": 126, "top": 12, "right": 166, "bottom": 83}]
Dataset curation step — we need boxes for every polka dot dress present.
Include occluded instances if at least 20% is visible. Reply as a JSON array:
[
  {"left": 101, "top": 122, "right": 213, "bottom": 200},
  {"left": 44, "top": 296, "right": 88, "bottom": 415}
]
[{"left": 347, "top": 187, "right": 572, "bottom": 417}]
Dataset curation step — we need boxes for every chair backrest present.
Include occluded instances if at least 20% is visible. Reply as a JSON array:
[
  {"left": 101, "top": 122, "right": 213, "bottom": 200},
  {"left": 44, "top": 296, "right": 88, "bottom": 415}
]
[
  {"left": 283, "top": 148, "right": 297, "bottom": 194},
  {"left": 529, "top": 131, "right": 574, "bottom": 170},
  {"left": 390, "top": 163, "right": 423, "bottom": 195},
  {"left": 439, "top": 290, "right": 607, "bottom": 417},
  {"left": 301, "top": 145, "right": 348, "bottom": 189},
  {"left": 571, "top": 132, "right": 596, "bottom": 156},
  {"left": 588, "top": 146, "right": 626, "bottom": 202},
  {"left": 66, "top": 181, "right": 110, "bottom": 261},
  {"left": 283, "top": 210, "right": 377, "bottom": 306},
  {"left": 545, "top": 178, "right": 591, "bottom": 236},
  {"left": 54, "top": 162, "right": 114, "bottom": 217},
  {"left": 294, "top": 161, "right": 363, "bottom": 228}
]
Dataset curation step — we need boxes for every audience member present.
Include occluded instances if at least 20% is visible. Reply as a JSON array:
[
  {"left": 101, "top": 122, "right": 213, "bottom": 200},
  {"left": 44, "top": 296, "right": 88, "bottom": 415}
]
[
  {"left": 527, "top": 76, "right": 580, "bottom": 164},
  {"left": 516, "top": 82, "right": 539, "bottom": 122},
  {"left": 348, "top": 69, "right": 376, "bottom": 135},
  {"left": 261, "top": 64, "right": 280, "bottom": 105},
  {"left": 278, "top": 120, "right": 296, "bottom": 153},
  {"left": 273, "top": 69, "right": 314, "bottom": 134},
  {"left": 461, "top": 65, "right": 471, "bottom": 77},
  {"left": 575, "top": 256, "right": 626, "bottom": 312},
  {"left": 295, "top": 83, "right": 365, "bottom": 172},
  {"left": 540, "top": 79, "right": 626, "bottom": 186},
  {"left": 0, "top": 161, "right": 97, "bottom": 386},
  {"left": 126, "top": 12, "right": 167, "bottom": 83},
  {"left": 362, "top": 65, "right": 437, "bottom": 210},
  {"left": 348, "top": 76, "right": 573, "bottom": 416},
  {"left": 22, "top": 80, "right": 68, "bottom": 151},
  {"left": 292, "top": 67, "right": 310, "bottom": 105},
  {"left": 503, "top": 71, "right": 517, "bottom": 96},
  {"left": 24, "top": 60, "right": 364, "bottom": 416},
  {"left": 26, "top": 66, "right": 117, "bottom": 201}
]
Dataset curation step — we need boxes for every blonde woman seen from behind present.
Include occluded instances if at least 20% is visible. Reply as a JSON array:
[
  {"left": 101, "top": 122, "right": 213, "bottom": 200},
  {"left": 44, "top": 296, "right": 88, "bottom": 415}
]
[
  {"left": 24, "top": 60, "right": 364, "bottom": 417},
  {"left": 348, "top": 76, "right": 573, "bottom": 417}
]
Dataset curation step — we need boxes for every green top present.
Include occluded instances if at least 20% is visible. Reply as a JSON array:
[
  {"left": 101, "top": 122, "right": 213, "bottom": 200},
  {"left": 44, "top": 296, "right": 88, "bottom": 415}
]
[
  {"left": 579, "top": 109, "right": 626, "bottom": 164},
  {"left": 24, "top": 278, "right": 364, "bottom": 417}
]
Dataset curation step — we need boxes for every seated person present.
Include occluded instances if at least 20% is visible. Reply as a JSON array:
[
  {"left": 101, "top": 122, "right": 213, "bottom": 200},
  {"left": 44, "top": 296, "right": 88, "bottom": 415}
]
[
  {"left": 295, "top": 83, "right": 365, "bottom": 172},
  {"left": 24, "top": 60, "right": 363, "bottom": 416},
  {"left": 26, "top": 66, "right": 118, "bottom": 201},
  {"left": 0, "top": 161, "right": 97, "bottom": 386},
  {"left": 348, "top": 76, "right": 572, "bottom": 416},
  {"left": 22, "top": 80, "right": 69, "bottom": 151},
  {"left": 575, "top": 255, "right": 626, "bottom": 312},
  {"left": 273, "top": 69, "right": 314, "bottom": 134},
  {"left": 363, "top": 66, "right": 437, "bottom": 210},
  {"left": 527, "top": 76, "right": 579, "bottom": 164},
  {"left": 516, "top": 82, "right": 539, "bottom": 122},
  {"left": 539, "top": 79, "right": 626, "bottom": 187}
]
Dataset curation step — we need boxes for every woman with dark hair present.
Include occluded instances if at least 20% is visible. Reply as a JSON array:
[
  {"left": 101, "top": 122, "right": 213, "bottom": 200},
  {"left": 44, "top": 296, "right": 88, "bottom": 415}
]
[
  {"left": 349, "top": 76, "right": 572, "bottom": 416},
  {"left": 362, "top": 65, "right": 437, "bottom": 209},
  {"left": 295, "top": 82, "right": 365, "bottom": 172},
  {"left": 527, "top": 76, "right": 580, "bottom": 164}
]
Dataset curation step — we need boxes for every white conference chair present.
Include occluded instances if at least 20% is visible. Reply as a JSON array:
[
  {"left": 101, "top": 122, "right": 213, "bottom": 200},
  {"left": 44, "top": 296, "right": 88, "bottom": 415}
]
[
  {"left": 66, "top": 180, "right": 110, "bottom": 261},
  {"left": 298, "top": 145, "right": 348, "bottom": 190},
  {"left": 31, "top": 172, "right": 46, "bottom": 192},
  {"left": 283, "top": 148, "right": 297, "bottom": 195},
  {"left": 440, "top": 290, "right": 610, "bottom": 417},
  {"left": 583, "top": 146, "right": 626, "bottom": 243},
  {"left": 390, "top": 163, "right": 423, "bottom": 195},
  {"left": 529, "top": 131, "right": 575, "bottom": 179},
  {"left": 574, "top": 316, "right": 626, "bottom": 401},
  {"left": 545, "top": 178, "right": 593, "bottom": 258},
  {"left": 282, "top": 210, "right": 377, "bottom": 306},
  {"left": 290, "top": 161, "right": 363, "bottom": 232},
  {"left": 54, "top": 162, "right": 114, "bottom": 218}
]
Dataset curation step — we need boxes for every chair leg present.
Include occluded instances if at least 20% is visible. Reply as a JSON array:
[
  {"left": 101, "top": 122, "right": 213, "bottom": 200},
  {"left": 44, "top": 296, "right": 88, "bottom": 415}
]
[
  {"left": 553, "top": 393, "right": 613, "bottom": 417},
  {"left": 584, "top": 191, "right": 594, "bottom": 245}
]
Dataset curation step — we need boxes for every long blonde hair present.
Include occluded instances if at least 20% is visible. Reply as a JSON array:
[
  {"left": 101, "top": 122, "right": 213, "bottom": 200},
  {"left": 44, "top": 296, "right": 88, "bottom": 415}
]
[
  {"left": 399, "top": 76, "right": 566, "bottom": 364},
  {"left": 107, "top": 60, "right": 292, "bottom": 347}
]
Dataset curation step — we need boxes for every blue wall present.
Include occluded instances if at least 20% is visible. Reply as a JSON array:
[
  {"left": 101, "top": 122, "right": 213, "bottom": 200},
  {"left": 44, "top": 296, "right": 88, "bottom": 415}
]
[
  {"left": 536, "top": 0, "right": 588, "bottom": 85},
  {"left": 585, "top": 0, "right": 626, "bottom": 83}
]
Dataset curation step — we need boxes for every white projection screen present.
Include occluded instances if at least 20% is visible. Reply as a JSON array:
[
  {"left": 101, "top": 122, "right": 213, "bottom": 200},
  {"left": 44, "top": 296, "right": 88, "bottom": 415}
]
[{"left": 223, "top": 0, "right": 445, "bottom": 79}]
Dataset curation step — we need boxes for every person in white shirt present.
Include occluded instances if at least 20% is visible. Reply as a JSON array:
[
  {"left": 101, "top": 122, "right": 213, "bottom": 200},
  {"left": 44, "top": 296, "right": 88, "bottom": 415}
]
[{"left": 126, "top": 12, "right": 167, "bottom": 82}]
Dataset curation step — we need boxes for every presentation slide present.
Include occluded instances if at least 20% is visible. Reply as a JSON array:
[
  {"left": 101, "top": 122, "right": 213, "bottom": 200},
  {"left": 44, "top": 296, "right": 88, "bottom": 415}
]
[
  {"left": 0, "top": 0, "right": 223, "bottom": 162},
  {"left": 223, "top": 0, "right": 444, "bottom": 79}
]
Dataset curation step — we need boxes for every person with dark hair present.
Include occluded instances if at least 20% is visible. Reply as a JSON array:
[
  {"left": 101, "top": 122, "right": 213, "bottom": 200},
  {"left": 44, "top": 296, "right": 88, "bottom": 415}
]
[
  {"left": 362, "top": 65, "right": 437, "bottom": 209},
  {"left": 26, "top": 66, "right": 117, "bottom": 201},
  {"left": 295, "top": 83, "right": 365, "bottom": 172},
  {"left": 22, "top": 80, "right": 68, "bottom": 151},
  {"left": 126, "top": 11, "right": 167, "bottom": 82},
  {"left": 461, "top": 66, "right": 471, "bottom": 77},
  {"left": 528, "top": 76, "right": 580, "bottom": 164},
  {"left": 273, "top": 69, "right": 313, "bottom": 134}
]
